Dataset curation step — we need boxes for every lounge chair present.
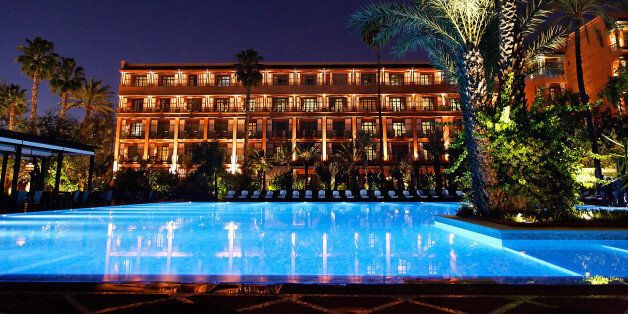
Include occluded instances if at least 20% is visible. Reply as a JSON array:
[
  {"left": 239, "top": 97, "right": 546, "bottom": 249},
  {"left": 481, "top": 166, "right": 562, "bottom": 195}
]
[
  {"left": 279, "top": 190, "right": 287, "bottom": 199},
  {"left": 455, "top": 190, "right": 465, "bottom": 198},
  {"left": 15, "top": 191, "right": 28, "bottom": 210},
  {"left": 359, "top": 189, "right": 369, "bottom": 199},
  {"left": 442, "top": 190, "right": 453, "bottom": 199},
  {"left": 333, "top": 191, "right": 341, "bottom": 199},
  {"left": 429, "top": 190, "right": 440, "bottom": 200},
  {"left": 374, "top": 190, "right": 384, "bottom": 199},
  {"left": 265, "top": 191, "right": 274, "bottom": 199},
  {"left": 305, "top": 190, "right": 313, "bottom": 199},
  {"left": 402, "top": 190, "right": 413, "bottom": 199},
  {"left": 345, "top": 190, "right": 355, "bottom": 199},
  {"left": 81, "top": 190, "right": 90, "bottom": 206},
  {"left": 226, "top": 190, "right": 236, "bottom": 199},
  {"left": 388, "top": 190, "right": 399, "bottom": 199},
  {"left": 71, "top": 191, "right": 82, "bottom": 207},
  {"left": 318, "top": 190, "right": 327, "bottom": 199},
  {"left": 32, "top": 191, "right": 43, "bottom": 208},
  {"left": 102, "top": 191, "right": 113, "bottom": 205},
  {"left": 417, "top": 190, "right": 429, "bottom": 200},
  {"left": 292, "top": 190, "right": 301, "bottom": 199},
  {"left": 251, "top": 190, "right": 261, "bottom": 199},
  {"left": 238, "top": 190, "right": 249, "bottom": 199}
]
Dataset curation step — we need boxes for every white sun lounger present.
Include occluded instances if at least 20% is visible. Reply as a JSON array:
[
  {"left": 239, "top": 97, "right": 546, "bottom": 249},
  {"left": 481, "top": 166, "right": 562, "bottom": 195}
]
[
  {"left": 402, "top": 190, "right": 413, "bottom": 199},
  {"left": 305, "top": 190, "right": 313, "bottom": 199},
  {"left": 417, "top": 190, "right": 429, "bottom": 199},
  {"left": 251, "top": 190, "right": 261, "bottom": 199},
  {"left": 388, "top": 190, "right": 398, "bottom": 199},
  {"left": 226, "top": 190, "right": 235, "bottom": 199},
  {"left": 318, "top": 190, "right": 326, "bottom": 199},
  {"left": 374, "top": 190, "right": 384, "bottom": 199},
  {"left": 360, "top": 189, "right": 369, "bottom": 199},
  {"left": 279, "top": 190, "right": 287, "bottom": 199},
  {"left": 333, "top": 191, "right": 341, "bottom": 199},
  {"left": 265, "top": 191, "right": 274, "bottom": 199},
  {"left": 345, "top": 190, "right": 355, "bottom": 199},
  {"left": 238, "top": 190, "right": 249, "bottom": 199},
  {"left": 292, "top": 190, "right": 300, "bottom": 199}
]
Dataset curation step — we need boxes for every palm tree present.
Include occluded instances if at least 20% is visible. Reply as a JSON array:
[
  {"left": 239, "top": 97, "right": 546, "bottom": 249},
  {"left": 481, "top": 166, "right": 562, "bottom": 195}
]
[
  {"left": 16, "top": 37, "right": 58, "bottom": 125},
  {"left": 70, "top": 78, "right": 113, "bottom": 123},
  {"left": 272, "top": 138, "right": 296, "bottom": 190},
  {"left": 297, "top": 144, "right": 321, "bottom": 190},
  {"left": 50, "top": 57, "right": 86, "bottom": 120},
  {"left": 425, "top": 128, "right": 447, "bottom": 194},
  {"left": 1, "top": 84, "right": 28, "bottom": 130},
  {"left": 234, "top": 49, "right": 264, "bottom": 171},
  {"left": 554, "top": 0, "right": 615, "bottom": 181},
  {"left": 249, "top": 149, "right": 272, "bottom": 190},
  {"left": 349, "top": 0, "right": 496, "bottom": 215},
  {"left": 599, "top": 65, "right": 628, "bottom": 113}
]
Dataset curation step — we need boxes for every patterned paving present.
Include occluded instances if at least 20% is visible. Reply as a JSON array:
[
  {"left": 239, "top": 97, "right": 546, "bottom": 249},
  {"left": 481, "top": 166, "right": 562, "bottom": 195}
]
[{"left": 0, "top": 283, "right": 626, "bottom": 313}]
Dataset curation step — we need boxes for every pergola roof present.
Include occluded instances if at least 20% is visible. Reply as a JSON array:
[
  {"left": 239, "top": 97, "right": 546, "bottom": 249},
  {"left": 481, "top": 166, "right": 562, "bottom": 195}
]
[{"left": 0, "top": 129, "right": 94, "bottom": 157}]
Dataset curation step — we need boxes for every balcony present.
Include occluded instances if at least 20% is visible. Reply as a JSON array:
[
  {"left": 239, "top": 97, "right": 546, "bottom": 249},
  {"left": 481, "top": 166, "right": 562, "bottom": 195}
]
[
  {"left": 120, "top": 130, "right": 145, "bottom": 139},
  {"left": 388, "top": 130, "right": 413, "bottom": 139},
  {"left": 149, "top": 155, "right": 171, "bottom": 164},
  {"left": 208, "top": 130, "right": 231, "bottom": 139},
  {"left": 150, "top": 130, "right": 174, "bottom": 139},
  {"left": 297, "top": 129, "right": 320, "bottom": 139},
  {"left": 248, "top": 131, "right": 264, "bottom": 139},
  {"left": 326, "top": 130, "right": 352, "bottom": 139},
  {"left": 119, "top": 155, "right": 143, "bottom": 163},
  {"left": 180, "top": 129, "right": 203, "bottom": 139},
  {"left": 268, "top": 130, "right": 291, "bottom": 139}
]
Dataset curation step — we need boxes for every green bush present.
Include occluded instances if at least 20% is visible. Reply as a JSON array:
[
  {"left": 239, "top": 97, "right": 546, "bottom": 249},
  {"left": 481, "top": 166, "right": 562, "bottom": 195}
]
[{"left": 112, "top": 169, "right": 149, "bottom": 192}]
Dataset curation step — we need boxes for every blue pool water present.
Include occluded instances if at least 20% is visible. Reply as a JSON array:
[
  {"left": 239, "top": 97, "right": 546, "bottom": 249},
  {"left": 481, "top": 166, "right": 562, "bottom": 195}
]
[{"left": 0, "top": 202, "right": 625, "bottom": 283}]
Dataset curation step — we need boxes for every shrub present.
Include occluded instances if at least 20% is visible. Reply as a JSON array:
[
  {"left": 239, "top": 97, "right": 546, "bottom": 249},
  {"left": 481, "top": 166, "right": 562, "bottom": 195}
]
[{"left": 112, "top": 169, "right": 149, "bottom": 192}]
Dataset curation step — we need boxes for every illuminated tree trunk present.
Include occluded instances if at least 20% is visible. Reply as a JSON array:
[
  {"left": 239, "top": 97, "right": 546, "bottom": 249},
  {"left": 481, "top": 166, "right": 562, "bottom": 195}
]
[
  {"left": 59, "top": 92, "right": 69, "bottom": 120},
  {"left": 30, "top": 73, "right": 40, "bottom": 126},
  {"left": 573, "top": 20, "right": 603, "bottom": 180},
  {"left": 243, "top": 89, "right": 251, "bottom": 174},
  {"left": 8, "top": 102, "right": 17, "bottom": 131},
  {"left": 457, "top": 48, "right": 490, "bottom": 216},
  {"left": 496, "top": 0, "right": 518, "bottom": 109}
]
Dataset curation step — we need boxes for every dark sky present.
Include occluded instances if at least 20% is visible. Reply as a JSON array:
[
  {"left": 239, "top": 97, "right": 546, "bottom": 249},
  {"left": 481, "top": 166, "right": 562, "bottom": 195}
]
[{"left": 0, "top": 0, "right": 424, "bottom": 118}]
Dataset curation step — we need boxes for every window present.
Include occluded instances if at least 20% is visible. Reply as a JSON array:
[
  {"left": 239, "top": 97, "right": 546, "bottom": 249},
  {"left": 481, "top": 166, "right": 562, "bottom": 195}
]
[
  {"left": 549, "top": 84, "right": 561, "bottom": 98},
  {"left": 389, "top": 73, "right": 404, "bottom": 85},
  {"left": 449, "top": 98, "right": 461, "bottom": 111},
  {"left": 299, "top": 121, "right": 317, "bottom": 137},
  {"left": 130, "top": 122, "right": 143, "bottom": 138},
  {"left": 366, "top": 146, "right": 376, "bottom": 161},
  {"left": 215, "top": 98, "right": 230, "bottom": 112},
  {"left": 188, "top": 98, "right": 202, "bottom": 112},
  {"left": 133, "top": 76, "right": 147, "bottom": 87},
  {"left": 247, "top": 98, "right": 257, "bottom": 112},
  {"left": 188, "top": 75, "right": 198, "bottom": 86},
  {"left": 301, "top": 74, "right": 317, "bottom": 85},
  {"left": 157, "top": 121, "right": 170, "bottom": 133},
  {"left": 158, "top": 146, "right": 170, "bottom": 162},
  {"left": 216, "top": 75, "right": 231, "bottom": 86},
  {"left": 391, "top": 144, "right": 408, "bottom": 161},
  {"left": 185, "top": 122, "right": 200, "bottom": 138},
  {"left": 329, "top": 98, "right": 346, "bottom": 112},
  {"left": 331, "top": 121, "right": 345, "bottom": 137},
  {"left": 214, "top": 121, "right": 229, "bottom": 138},
  {"left": 421, "top": 97, "right": 435, "bottom": 111},
  {"left": 421, "top": 121, "right": 434, "bottom": 136},
  {"left": 159, "top": 98, "right": 171, "bottom": 112},
  {"left": 361, "top": 73, "right": 376, "bottom": 85},
  {"left": 332, "top": 73, "right": 347, "bottom": 85},
  {"left": 272, "top": 121, "right": 290, "bottom": 137},
  {"left": 389, "top": 97, "right": 405, "bottom": 111},
  {"left": 360, "top": 98, "right": 376, "bottom": 111},
  {"left": 419, "top": 73, "right": 434, "bottom": 85},
  {"left": 127, "top": 146, "right": 140, "bottom": 161},
  {"left": 248, "top": 122, "right": 258, "bottom": 138},
  {"left": 302, "top": 98, "right": 317, "bottom": 112},
  {"left": 392, "top": 122, "right": 406, "bottom": 137},
  {"left": 273, "top": 74, "right": 289, "bottom": 86},
  {"left": 272, "top": 97, "right": 288, "bottom": 112},
  {"left": 362, "top": 121, "right": 376, "bottom": 136},
  {"left": 130, "top": 99, "right": 144, "bottom": 112},
  {"left": 160, "top": 76, "right": 175, "bottom": 86}
]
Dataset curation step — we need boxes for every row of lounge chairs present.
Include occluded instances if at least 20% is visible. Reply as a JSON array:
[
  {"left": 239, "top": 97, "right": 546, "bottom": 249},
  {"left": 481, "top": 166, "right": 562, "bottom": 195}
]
[
  {"left": 226, "top": 189, "right": 466, "bottom": 201},
  {"left": 5, "top": 190, "right": 163, "bottom": 213}
]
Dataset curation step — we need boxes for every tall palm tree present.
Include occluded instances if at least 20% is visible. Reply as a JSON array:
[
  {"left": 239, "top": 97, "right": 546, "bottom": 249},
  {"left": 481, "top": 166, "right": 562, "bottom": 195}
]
[
  {"left": 350, "top": 0, "right": 496, "bottom": 215},
  {"left": 297, "top": 144, "right": 321, "bottom": 190},
  {"left": 16, "top": 37, "right": 58, "bottom": 125},
  {"left": 1, "top": 84, "right": 28, "bottom": 131},
  {"left": 234, "top": 49, "right": 264, "bottom": 171},
  {"left": 272, "top": 137, "right": 296, "bottom": 190},
  {"left": 249, "top": 149, "right": 272, "bottom": 190},
  {"left": 554, "top": 0, "right": 615, "bottom": 180},
  {"left": 50, "top": 57, "right": 86, "bottom": 120},
  {"left": 425, "top": 128, "right": 447, "bottom": 194},
  {"left": 70, "top": 78, "right": 114, "bottom": 122}
]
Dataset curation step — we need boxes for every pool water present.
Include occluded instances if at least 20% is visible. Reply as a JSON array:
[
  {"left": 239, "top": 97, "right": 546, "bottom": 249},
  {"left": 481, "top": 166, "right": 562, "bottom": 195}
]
[{"left": 0, "top": 202, "right": 625, "bottom": 283}]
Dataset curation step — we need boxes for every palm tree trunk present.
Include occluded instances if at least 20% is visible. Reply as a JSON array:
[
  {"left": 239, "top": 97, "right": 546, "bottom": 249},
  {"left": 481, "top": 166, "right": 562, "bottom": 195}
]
[
  {"left": 457, "top": 48, "right": 490, "bottom": 216},
  {"left": 496, "top": 0, "right": 517, "bottom": 109},
  {"left": 262, "top": 170, "right": 266, "bottom": 190},
  {"left": 434, "top": 155, "right": 442, "bottom": 194},
  {"left": 30, "top": 73, "right": 40, "bottom": 126},
  {"left": 376, "top": 48, "right": 385, "bottom": 174},
  {"left": 8, "top": 103, "right": 16, "bottom": 131},
  {"left": 60, "top": 92, "right": 69, "bottom": 120},
  {"left": 573, "top": 22, "right": 603, "bottom": 180},
  {"left": 243, "top": 89, "right": 251, "bottom": 174},
  {"left": 304, "top": 163, "right": 309, "bottom": 189}
]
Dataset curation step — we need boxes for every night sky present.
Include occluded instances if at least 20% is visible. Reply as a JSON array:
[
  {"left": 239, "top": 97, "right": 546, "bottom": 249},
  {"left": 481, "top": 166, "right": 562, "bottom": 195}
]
[{"left": 0, "top": 0, "right": 424, "bottom": 118}]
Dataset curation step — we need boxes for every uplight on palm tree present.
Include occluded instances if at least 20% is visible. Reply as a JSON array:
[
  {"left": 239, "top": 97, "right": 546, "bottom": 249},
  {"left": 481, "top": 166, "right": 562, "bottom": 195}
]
[
  {"left": 50, "top": 57, "right": 86, "bottom": 120},
  {"left": 16, "top": 37, "right": 58, "bottom": 125},
  {"left": 1, "top": 84, "right": 28, "bottom": 130},
  {"left": 70, "top": 78, "right": 113, "bottom": 122},
  {"left": 234, "top": 49, "right": 264, "bottom": 171}
]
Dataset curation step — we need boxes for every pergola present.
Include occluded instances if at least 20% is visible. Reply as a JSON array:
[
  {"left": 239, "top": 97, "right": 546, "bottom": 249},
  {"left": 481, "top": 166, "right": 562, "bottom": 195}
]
[{"left": 0, "top": 129, "right": 95, "bottom": 201}]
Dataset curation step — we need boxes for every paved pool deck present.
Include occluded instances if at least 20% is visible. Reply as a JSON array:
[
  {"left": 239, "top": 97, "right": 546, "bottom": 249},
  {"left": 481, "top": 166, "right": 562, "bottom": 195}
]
[{"left": 0, "top": 282, "right": 626, "bottom": 313}]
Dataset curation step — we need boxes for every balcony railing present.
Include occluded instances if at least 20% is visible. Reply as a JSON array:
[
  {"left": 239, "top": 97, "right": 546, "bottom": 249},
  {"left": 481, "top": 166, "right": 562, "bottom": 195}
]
[
  {"left": 297, "top": 129, "right": 320, "bottom": 138},
  {"left": 208, "top": 130, "right": 231, "bottom": 139},
  {"left": 388, "top": 130, "right": 413, "bottom": 138},
  {"left": 181, "top": 130, "right": 203, "bottom": 139},
  {"left": 326, "top": 130, "right": 352, "bottom": 139},
  {"left": 268, "top": 130, "right": 291, "bottom": 138},
  {"left": 150, "top": 130, "right": 174, "bottom": 139},
  {"left": 120, "top": 130, "right": 145, "bottom": 139},
  {"left": 119, "top": 155, "right": 143, "bottom": 163}
]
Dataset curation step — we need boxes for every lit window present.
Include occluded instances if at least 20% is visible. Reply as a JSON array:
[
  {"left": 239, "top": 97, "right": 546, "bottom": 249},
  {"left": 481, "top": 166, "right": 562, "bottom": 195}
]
[
  {"left": 302, "top": 98, "right": 317, "bottom": 112},
  {"left": 188, "top": 75, "right": 198, "bottom": 86},
  {"left": 421, "top": 121, "right": 435, "bottom": 136},
  {"left": 130, "top": 122, "right": 143, "bottom": 137},
  {"left": 362, "top": 121, "right": 376, "bottom": 136},
  {"left": 360, "top": 98, "right": 376, "bottom": 111},
  {"left": 301, "top": 74, "right": 317, "bottom": 85},
  {"left": 133, "top": 76, "right": 147, "bottom": 87},
  {"left": 248, "top": 122, "right": 258, "bottom": 138},
  {"left": 366, "top": 146, "right": 376, "bottom": 161},
  {"left": 188, "top": 98, "right": 202, "bottom": 112},
  {"left": 159, "top": 98, "right": 171, "bottom": 112},
  {"left": 215, "top": 98, "right": 230, "bottom": 112},
  {"left": 389, "top": 97, "right": 405, "bottom": 111},
  {"left": 273, "top": 74, "right": 289, "bottom": 86},
  {"left": 421, "top": 97, "right": 435, "bottom": 111},
  {"left": 361, "top": 73, "right": 376, "bottom": 85},
  {"left": 160, "top": 76, "right": 175, "bottom": 86},
  {"left": 419, "top": 73, "right": 434, "bottom": 85},
  {"left": 392, "top": 122, "right": 406, "bottom": 137},
  {"left": 130, "top": 99, "right": 144, "bottom": 112},
  {"left": 216, "top": 75, "right": 231, "bottom": 86},
  {"left": 389, "top": 73, "right": 404, "bottom": 85},
  {"left": 329, "top": 98, "right": 346, "bottom": 112},
  {"left": 158, "top": 146, "right": 170, "bottom": 162},
  {"left": 449, "top": 98, "right": 461, "bottom": 111},
  {"left": 273, "top": 98, "right": 288, "bottom": 112},
  {"left": 247, "top": 98, "right": 257, "bottom": 112}
]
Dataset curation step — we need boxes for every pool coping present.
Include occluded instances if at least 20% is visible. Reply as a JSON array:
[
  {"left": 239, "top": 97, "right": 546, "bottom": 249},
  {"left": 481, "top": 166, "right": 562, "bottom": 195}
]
[{"left": 434, "top": 215, "right": 628, "bottom": 242}]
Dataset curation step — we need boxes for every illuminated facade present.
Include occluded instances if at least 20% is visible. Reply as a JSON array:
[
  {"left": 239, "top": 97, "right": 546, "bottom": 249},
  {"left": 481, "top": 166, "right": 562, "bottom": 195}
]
[{"left": 114, "top": 61, "right": 460, "bottom": 175}]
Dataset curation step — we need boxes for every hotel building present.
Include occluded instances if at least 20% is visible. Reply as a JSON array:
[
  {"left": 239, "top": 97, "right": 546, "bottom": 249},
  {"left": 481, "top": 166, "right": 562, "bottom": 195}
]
[{"left": 114, "top": 61, "right": 460, "bottom": 175}]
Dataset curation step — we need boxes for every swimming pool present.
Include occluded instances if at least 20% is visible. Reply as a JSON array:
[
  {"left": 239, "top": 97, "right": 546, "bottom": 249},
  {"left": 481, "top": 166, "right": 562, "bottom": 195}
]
[{"left": 0, "top": 202, "right": 625, "bottom": 283}]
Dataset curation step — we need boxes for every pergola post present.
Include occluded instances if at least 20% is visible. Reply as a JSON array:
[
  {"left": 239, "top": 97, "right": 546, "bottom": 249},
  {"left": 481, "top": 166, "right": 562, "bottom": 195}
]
[
  {"left": 54, "top": 152, "right": 63, "bottom": 194},
  {"left": 0, "top": 152, "right": 8, "bottom": 197},
  {"left": 11, "top": 145, "right": 22, "bottom": 197},
  {"left": 87, "top": 154, "right": 94, "bottom": 192},
  {"left": 40, "top": 157, "right": 48, "bottom": 190}
]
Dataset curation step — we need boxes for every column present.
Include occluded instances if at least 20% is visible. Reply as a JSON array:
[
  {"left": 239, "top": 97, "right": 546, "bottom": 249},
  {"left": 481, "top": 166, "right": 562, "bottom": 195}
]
[
  {"left": 40, "top": 157, "right": 48, "bottom": 190},
  {"left": 143, "top": 118, "right": 151, "bottom": 160},
  {"left": 262, "top": 117, "right": 268, "bottom": 154},
  {"left": 0, "top": 152, "right": 9, "bottom": 197},
  {"left": 171, "top": 117, "right": 180, "bottom": 173},
  {"left": 291, "top": 117, "right": 297, "bottom": 159},
  {"left": 231, "top": 117, "right": 238, "bottom": 172},
  {"left": 203, "top": 117, "right": 209, "bottom": 140},
  {"left": 322, "top": 117, "right": 327, "bottom": 160},
  {"left": 11, "top": 145, "right": 22, "bottom": 196},
  {"left": 382, "top": 117, "right": 388, "bottom": 161},
  {"left": 53, "top": 152, "right": 63, "bottom": 194},
  {"left": 87, "top": 154, "right": 95, "bottom": 192},
  {"left": 113, "top": 117, "right": 122, "bottom": 172},
  {"left": 351, "top": 117, "right": 357, "bottom": 141},
  {"left": 412, "top": 117, "right": 419, "bottom": 159}
]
